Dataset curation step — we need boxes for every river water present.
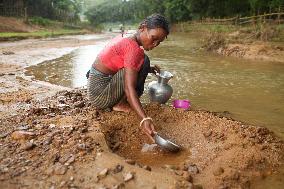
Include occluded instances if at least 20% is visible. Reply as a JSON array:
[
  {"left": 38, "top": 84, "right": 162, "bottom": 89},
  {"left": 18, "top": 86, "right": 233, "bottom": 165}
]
[{"left": 25, "top": 32, "right": 284, "bottom": 140}]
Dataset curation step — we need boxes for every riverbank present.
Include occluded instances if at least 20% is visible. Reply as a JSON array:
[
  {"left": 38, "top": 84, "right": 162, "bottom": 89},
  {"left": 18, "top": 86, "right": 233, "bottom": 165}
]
[
  {"left": 174, "top": 23, "right": 284, "bottom": 63},
  {"left": 0, "top": 34, "right": 284, "bottom": 189},
  {"left": 0, "top": 16, "right": 93, "bottom": 41}
]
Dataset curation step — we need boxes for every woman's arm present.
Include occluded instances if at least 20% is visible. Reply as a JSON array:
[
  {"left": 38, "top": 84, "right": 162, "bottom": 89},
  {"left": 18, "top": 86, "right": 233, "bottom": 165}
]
[{"left": 124, "top": 67, "right": 155, "bottom": 141}]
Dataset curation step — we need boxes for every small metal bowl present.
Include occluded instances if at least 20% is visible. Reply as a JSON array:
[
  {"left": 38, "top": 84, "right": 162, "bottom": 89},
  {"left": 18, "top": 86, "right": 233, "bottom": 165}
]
[{"left": 154, "top": 132, "right": 181, "bottom": 152}]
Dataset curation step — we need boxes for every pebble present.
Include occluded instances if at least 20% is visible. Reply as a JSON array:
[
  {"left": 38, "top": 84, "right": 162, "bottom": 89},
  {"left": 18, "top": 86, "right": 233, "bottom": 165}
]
[
  {"left": 2, "top": 51, "right": 15, "bottom": 55},
  {"left": 188, "top": 164, "right": 199, "bottom": 174},
  {"left": 65, "top": 155, "right": 75, "bottom": 166},
  {"left": 53, "top": 163, "right": 67, "bottom": 175},
  {"left": 44, "top": 137, "right": 53, "bottom": 145},
  {"left": 213, "top": 167, "right": 224, "bottom": 176},
  {"left": 74, "top": 101, "right": 85, "bottom": 108},
  {"left": 123, "top": 172, "right": 134, "bottom": 182},
  {"left": 16, "top": 125, "right": 30, "bottom": 130},
  {"left": 125, "top": 159, "right": 135, "bottom": 165},
  {"left": 143, "top": 165, "right": 151, "bottom": 171},
  {"left": 112, "top": 164, "right": 124, "bottom": 174},
  {"left": 21, "top": 142, "right": 36, "bottom": 151},
  {"left": 98, "top": 168, "right": 109, "bottom": 178},
  {"left": 11, "top": 131, "right": 35, "bottom": 140}
]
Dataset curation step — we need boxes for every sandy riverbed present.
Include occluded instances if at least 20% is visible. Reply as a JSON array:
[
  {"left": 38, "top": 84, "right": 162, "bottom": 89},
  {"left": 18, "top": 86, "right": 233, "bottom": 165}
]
[{"left": 0, "top": 35, "right": 283, "bottom": 189}]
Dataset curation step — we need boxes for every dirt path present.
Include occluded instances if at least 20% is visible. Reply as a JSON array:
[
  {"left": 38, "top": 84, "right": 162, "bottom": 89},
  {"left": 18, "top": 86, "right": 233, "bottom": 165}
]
[{"left": 0, "top": 35, "right": 284, "bottom": 189}]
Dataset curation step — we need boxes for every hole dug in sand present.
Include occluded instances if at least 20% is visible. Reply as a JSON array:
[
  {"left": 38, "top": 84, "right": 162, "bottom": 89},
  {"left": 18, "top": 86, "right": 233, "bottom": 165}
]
[
  {"left": 100, "top": 105, "right": 190, "bottom": 167},
  {"left": 99, "top": 104, "right": 284, "bottom": 188}
]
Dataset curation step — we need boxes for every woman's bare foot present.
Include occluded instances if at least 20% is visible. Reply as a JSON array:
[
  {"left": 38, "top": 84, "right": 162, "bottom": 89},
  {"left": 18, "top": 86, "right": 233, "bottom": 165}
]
[{"left": 112, "top": 103, "right": 132, "bottom": 113}]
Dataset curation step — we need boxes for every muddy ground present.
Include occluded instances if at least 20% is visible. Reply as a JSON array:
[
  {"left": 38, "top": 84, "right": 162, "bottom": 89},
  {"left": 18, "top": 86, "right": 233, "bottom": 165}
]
[{"left": 0, "top": 35, "right": 284, "bottom": 189}]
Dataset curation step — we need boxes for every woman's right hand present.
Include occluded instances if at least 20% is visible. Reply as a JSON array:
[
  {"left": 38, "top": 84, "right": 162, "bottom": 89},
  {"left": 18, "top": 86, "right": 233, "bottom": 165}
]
[{"left": 141, "top": 120, "right": 156, "bottom": 143}]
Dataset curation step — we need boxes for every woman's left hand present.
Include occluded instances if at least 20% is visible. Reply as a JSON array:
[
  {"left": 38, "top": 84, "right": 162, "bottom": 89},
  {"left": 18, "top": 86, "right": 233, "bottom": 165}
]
[{"left": 150, "top": 65, "right": 161, "bottom": 74}]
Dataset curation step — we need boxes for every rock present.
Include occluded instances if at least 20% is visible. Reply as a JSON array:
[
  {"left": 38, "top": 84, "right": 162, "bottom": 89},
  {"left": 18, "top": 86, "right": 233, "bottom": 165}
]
[
  {"left": 187, "top": 164, "right": 199, "bottom": 174},
  {"left": 74, "top": 101, "right": 85, "bottom": 108},
  {"left": 213, "top": 167, "right": 224, "bottom": 176},
  {"left": 143, "top": 165, "right": 151, "bottom": 171},
  {"left": 124, "top": 172, "right": 134, "bottom": 182},
  {"left": 11, "top": 131, "right": 35, "bottom": 140},
  {"left": 77, "top": 143, "right": 88, "bottom": 151},
  {"left": 112, "top": 164, "right": 124, "bottom": 174},
  {"left": 21, "top": 142, "right": 36, "bottom": 151},
  {"left": 98, "top": 168, "right": 109, "bottom": 179},
  {"left": 59, "top": 154, "right": 73, "bottom": 164},
  {"left": 2, "top": 51, "right": 15, "bottom": 55},
  {"left": 65, "top": 155, "right": 75, "bottom": 166},
  {"left": 125, "top": 159, "right": 136, "bottom": 165},
  {"left": 16, "top": 125, "right": 30, "bottom": 131},
  {"left": 44, "top": 137, "right": 53, "bottom": 145},
  {"left": 54, "top": 163, "right": 67, "bottom": 175}
]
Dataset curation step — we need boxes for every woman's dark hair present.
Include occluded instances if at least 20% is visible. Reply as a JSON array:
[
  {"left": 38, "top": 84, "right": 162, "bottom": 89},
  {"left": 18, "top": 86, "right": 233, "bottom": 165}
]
[{"left": 139, "top": 14, "right": 170, "bottom": 35}]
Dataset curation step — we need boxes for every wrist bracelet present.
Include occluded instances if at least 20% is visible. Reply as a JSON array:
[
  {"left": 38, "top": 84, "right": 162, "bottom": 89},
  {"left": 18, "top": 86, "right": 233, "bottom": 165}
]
[{"left": 139, "top": 117, "right": 153, "bottom": 127}]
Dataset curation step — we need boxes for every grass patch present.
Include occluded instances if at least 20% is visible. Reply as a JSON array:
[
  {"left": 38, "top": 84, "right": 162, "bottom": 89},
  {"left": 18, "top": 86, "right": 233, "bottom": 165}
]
[
  {"left": 175, "top": 23, "right": 239, "bottom": 33},
  {"left": 28, "top": 17, "right": 54, "bottom": 27},
  {"left": 0, "top": 29, "right": 88, "bottom": 41}
]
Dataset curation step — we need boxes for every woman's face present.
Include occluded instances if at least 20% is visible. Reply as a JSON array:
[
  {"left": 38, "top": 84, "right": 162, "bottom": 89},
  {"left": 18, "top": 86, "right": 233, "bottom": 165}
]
[{"left": 139, "top": 27, "right": 168, "bottom": 51}]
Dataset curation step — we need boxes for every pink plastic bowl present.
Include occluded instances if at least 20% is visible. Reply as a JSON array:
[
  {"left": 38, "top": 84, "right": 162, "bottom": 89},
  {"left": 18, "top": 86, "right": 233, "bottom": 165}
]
[{"left": 173, "top": 100, "right": 191, "bottom": 110}]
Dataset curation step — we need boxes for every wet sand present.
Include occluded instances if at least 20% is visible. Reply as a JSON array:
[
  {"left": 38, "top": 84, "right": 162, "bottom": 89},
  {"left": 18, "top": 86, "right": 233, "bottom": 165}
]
[{"left": 0, "top": 35, "right": 284, "bottom": 189}]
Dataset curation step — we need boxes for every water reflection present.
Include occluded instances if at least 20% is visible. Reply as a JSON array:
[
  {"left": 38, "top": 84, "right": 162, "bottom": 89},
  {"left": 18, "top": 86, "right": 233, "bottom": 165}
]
[{"left": 26, "top": 43, "right": 105, "bottom": 87}]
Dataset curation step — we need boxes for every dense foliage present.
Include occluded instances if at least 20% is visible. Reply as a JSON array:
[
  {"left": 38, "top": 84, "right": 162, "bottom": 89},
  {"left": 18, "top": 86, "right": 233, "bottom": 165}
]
[
  {"left": 25, "top": 0, "right": 84, "bottom": 21},
  {"left": 86, "top": 0, "right": 284, "bottom": 25}
]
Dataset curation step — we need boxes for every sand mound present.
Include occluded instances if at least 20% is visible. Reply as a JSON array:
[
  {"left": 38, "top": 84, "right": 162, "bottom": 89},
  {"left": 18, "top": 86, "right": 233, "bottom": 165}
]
[{"left": 0, "top": 89, "right": 283, "bottom": 189}]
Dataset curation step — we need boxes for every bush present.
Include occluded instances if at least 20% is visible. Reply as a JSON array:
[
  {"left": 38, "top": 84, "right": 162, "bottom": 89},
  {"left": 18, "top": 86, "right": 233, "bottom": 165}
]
[{"left": 28, "top": 17, "right": 52, "bottom": 26}]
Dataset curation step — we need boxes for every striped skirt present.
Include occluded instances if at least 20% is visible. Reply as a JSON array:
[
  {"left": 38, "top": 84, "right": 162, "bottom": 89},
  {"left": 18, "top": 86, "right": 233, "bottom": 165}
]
[
  {"left": 87, "top": 67, "right": 125, "bottom": 109},
  {"left": 87, "top": 55, "right": 150, "bottom": 109}
]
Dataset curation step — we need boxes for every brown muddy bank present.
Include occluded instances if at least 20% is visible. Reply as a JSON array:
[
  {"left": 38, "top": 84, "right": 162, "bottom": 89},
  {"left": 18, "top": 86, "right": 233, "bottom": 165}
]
[
  {"left": 201, "top": 30, "right": 284, "bottom": 63},
  {"left": 0, "top": 88, "right": 283, "bottom": 189}
]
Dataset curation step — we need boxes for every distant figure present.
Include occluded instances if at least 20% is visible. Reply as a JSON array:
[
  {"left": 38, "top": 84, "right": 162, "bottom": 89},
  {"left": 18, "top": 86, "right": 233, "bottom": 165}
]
[
  {"left": 119, "top": 24, "right": 125, "bottom": 37},
  {"left": 87, "top": 14, "right": 169, "bottom": 141}
]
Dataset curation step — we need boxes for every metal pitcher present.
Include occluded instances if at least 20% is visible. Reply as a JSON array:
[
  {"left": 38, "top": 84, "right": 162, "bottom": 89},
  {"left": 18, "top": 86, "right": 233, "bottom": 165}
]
[{"left": 148, "top": 70, "right": 173, "bottom": 104}]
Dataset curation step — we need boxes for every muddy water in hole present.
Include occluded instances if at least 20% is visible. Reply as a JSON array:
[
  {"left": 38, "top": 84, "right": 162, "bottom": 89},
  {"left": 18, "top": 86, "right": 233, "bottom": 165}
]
[{"left": 122, "top": 144, "right": 190, "bottom": 167}]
